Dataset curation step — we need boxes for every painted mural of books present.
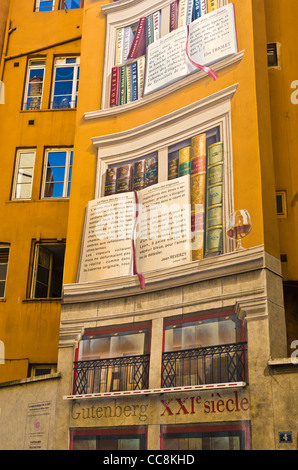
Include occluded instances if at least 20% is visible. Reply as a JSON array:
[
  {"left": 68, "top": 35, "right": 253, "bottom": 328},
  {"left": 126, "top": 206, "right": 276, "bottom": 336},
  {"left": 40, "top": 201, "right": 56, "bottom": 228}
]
[
  {"left": 193, "top": 0, "right": 207, "bottom": 19},
  {"left": 109, "top": 57, "right": 145, "bottom": 106},
  {"left": 104, "top": 168, "right": 117, "bottom": 196},
  {"left": 145, "top": 154, "right": 158, "bottom": 187},
  {"left": 170, "top": 1, "right": 178, "bottom": 31},
  {"left": 205, "top": 141, "right": 223, "bottom": 256},
  {"left": 146, "top": 10, "right": 161, "bottom": 47},
  {"left": 207, "top": 0, "right": 218, "bottom": 13},
  {"left": 178, "top": 146, "right": 192, "bottom": 176},
  {"left": 116, "top": 164, "right": 133, "bottom": 193},
  {"left": 168, "top": 156, "right": 179, "bottom": 180},
  {"left": 127, "top": 17, "right": 147, "bottom": 60},
  {"left": 190, "top": 133, "right": 206, "bottom": 260},
  {"left": 133, "top": 159, "right": 146, "bottom": 191}
]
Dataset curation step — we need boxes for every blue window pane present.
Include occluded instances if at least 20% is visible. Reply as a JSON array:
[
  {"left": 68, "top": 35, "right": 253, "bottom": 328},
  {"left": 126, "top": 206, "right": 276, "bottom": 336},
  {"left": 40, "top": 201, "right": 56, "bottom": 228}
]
[
  {"left": 64, "top": 0, "right": 81, "bottom": 9},
  {"left": 66, "top": 58, "right": 77, "bottom": 64},
  {"left": 52, "top": 96, "right": 72, "bottom": 108},
  {"left": 48, "top": 152, "right": 66, "bottom": 167},
  {"left": 54, "top": 81, "right": 73, "bottom": 96},
  {"left": 39, "top": 1, "right": 54, "bottom": 11},
  {"left": 68, "top": 166, "right": 72, "bottom": 183},
  {"left": 55, "top": 67, "right": 74, "bottom": 80},
  {"left": 70, "top": 151, "right": 73, "bottom": 166},
  {"left": 29, "top": 68, "right": 44, "bottom": 81},
  {"left": 44, "top": 182, "right": 64, "bottom": 198},
  {"left": 67, "top": 182, "right": 71, "bottom": 197},
  {"left": 46, "top": 167, "right": 65, "bottom": 184}
]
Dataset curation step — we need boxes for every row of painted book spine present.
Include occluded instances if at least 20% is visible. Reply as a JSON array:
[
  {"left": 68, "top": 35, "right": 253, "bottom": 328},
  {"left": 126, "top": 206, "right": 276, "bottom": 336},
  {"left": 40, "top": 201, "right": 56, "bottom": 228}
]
[
  {"left": 104, "top": 155, "right": 158, "bottom": 196},
  {"left": 170, "top": 0, "right": 221, "bottom": 30},
  {"left": 169, "top": 135, "right": 223, "bottom": 260}
]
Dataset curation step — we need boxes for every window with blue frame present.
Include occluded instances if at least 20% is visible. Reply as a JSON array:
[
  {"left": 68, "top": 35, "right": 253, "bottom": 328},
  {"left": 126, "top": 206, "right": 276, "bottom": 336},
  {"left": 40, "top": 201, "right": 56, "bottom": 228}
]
[
  {"left": 60, "top": 0, "right": 84, "bottom": 10},
  {"left": 51, "top": 57, "right": 80, "bottom": 109},
  {"left": 42, "top": 149, "right": 73, "bottom": 198},
  {"left": 35, "top": 0, "right": 55, "bottom": 11},
  {"left": 23, "top": 59, "right": 46, "bottom": 110}
]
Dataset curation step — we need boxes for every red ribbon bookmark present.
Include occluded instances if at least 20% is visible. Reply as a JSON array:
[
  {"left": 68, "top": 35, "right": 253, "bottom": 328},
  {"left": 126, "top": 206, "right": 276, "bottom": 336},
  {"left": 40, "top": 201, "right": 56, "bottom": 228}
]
[
  {"left": 186, "top": 24, "right": 218, "bottom": 81},
  {"left": 132, "top": 190, "right": 145, "bottom": 290}
]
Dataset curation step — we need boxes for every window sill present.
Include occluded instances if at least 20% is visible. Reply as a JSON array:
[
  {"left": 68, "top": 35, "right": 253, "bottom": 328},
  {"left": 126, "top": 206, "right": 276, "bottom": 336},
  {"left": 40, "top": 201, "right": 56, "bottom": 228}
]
[
  {"left": 22, "top": 298, "right": 62, "bottom": 303},
  {"left": 64, "top": 381, "right": 247, "bottom": 400},
  {"left": 6, "top": 198, "right": 69, "bottom": 203},
  {"left": 62, "top": 245, "right": 274, "bottom": 304},
  {"left": 20, "top": 108, "right": 77, "bottom": 113},
  {"left": 84, "top": 51, "right": 244, "bottom": 120}
]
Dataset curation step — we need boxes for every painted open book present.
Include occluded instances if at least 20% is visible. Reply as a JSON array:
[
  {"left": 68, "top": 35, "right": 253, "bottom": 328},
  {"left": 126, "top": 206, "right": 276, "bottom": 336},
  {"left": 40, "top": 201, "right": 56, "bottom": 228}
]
[
  {"left": 78, "top": 176, "right": 193, "bottom": 286},
  {"left": 144, "top": 3, "right": 238, "bottom": 95}
]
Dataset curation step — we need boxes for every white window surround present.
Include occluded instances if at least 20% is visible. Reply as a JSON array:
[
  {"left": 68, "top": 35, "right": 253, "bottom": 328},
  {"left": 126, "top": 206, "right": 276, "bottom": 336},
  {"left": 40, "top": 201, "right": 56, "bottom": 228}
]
[
  {"left": 71, "top": 84, "right": 237, "bottom": 297},
  {"left": 11, "top": 149, "right": 36, "bottom": 200},
  {"left": 85, "top": 0, "right": 244, "bottom": 120}
]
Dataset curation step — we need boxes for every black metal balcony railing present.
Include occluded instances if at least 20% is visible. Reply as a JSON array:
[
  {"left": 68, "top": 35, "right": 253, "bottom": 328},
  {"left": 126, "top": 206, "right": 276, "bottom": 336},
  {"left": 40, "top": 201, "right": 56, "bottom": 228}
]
[
  {"left": 73, "top": 354, "right": 150, "bottom": 395},
  {"left": 162, "top": 342, "right": 248, "bottom": 388}
]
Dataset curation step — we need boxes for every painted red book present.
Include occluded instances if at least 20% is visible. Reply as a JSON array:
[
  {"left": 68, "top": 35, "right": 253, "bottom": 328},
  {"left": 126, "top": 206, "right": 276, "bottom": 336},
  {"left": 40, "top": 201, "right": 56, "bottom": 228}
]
[
  {"left": 110, "top": 66, "right": 120, "bottom": 106},
  {"left": 127, "top": 17, "right": 147, "bottom": 60},
  {"left": 170, "top": 0, "right": 178, "bottom": 31}
]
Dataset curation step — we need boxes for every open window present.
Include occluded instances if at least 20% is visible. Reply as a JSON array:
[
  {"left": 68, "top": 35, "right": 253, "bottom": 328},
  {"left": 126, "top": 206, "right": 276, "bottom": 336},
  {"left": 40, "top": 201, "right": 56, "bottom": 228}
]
[
  {"left": 30, "top": 241, "right": 66, "bottom": 299},
  {"left": 42, "top": 148, "right": 73, "bottom": 198},
  {"left": 51, "top": 57, "right": 80, "bottom": 109}
]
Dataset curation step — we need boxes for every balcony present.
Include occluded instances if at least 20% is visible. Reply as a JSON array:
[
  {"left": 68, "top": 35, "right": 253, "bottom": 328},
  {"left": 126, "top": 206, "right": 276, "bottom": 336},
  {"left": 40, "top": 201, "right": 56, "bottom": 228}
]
[
  {"left": 162, "top": 342, "right": 248, "bottom": 387},
  {"left": 73, "top": 354, "right": 150, "bottom": 395}
]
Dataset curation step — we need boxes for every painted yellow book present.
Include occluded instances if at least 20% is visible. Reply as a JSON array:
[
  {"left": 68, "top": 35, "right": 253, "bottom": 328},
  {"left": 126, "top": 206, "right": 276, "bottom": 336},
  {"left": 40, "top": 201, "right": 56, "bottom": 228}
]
[{"left": 207, "top": 0, "right": 218, "bottom": 12}]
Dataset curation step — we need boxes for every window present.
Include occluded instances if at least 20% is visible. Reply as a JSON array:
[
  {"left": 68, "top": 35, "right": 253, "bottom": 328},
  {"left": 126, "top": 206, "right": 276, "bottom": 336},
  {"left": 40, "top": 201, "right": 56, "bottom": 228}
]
[
  {"left": 60, "top": 0, "right": 84, "bottom": 10},
  {"left": 73, "top": 325, "right": 150, "bottom": 394},
  {"left": 35, "top": 0, "right": 55, "bottom": 11},
  {"left": 276, "top": 190, "right": 287, "bottom": 218},
  {"left": 162, "top": 312, "right": 247, "bottom": 387},
  {"left": 30, "top": 242, "right": 65, "bottom": 298},
  {"left": 71, "top": 429, "right": 146, "bottom": 450},
  {"left": 267, "top": 43, "right": 278, "bottom": 67},
  {"left": 0, "top": 245, "right": 10, "bottom": 298},
  {"left": 30, "top": 364, "right": 57, "bottom": 376},
  {"left": 51, "top": 57, "right": 80, "bottom": 108},
  {"left": 101, "top": 0, "right": 234, "bottom": 111},
  {"left": 42, "top": 148, "right": 73, "bottom": 198},
  {"left": 23, "top": 59, "right": 46, "bottom": 110},
  {"left": 161, "top": 424, "right": 250, "bottom": 450},
  {"left": 78, "top": 85, "right": 237, "bottom": 292},
  {"left": 12, "top": 149, "right": 36, "bottom": 200}
]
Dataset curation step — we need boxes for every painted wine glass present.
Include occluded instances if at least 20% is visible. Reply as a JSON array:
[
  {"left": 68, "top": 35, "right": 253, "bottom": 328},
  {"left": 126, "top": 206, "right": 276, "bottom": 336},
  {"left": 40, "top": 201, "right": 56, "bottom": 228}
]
[{"left": 226, "top": 209, "right": 252, "bottom": 251}]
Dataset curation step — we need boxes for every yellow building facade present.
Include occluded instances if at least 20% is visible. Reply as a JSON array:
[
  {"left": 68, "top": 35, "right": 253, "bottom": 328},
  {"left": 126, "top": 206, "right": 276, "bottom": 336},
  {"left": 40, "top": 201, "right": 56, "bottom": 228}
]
[{"left": 0, "top": 0, "right": 297, "bottom": 451}]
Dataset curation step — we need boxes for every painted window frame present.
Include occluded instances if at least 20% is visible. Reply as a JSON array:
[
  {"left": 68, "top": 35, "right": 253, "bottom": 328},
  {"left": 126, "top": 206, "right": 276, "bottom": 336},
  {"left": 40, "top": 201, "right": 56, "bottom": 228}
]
[
  {"left": 70, "top": 428, "right": 147, "bottom": 450},
  {"left": 11, "top": 149, "right": 36, "bottom": 200},
  {"left": 76, "top": 323, "right": 152, "bottom": 362},
  {"left": 92, "top": 85, "right": 237, "bottom": 265},
  {"left": 98, "top": 0, "right": 234, "bottom": 114},
  {"left": 23, "top": 58, "right": 46, "bottom": 111},
  {"left": 50, "top": 57, "right": 80, "bottom": 109},
  {"left": 0, "top": 244, "right": 10, "bottom": 299},
  {"left": 41, "top": 148, "right": 73, "bottom": 199},
  {"left": 160, "top": 423, "right": 251, "bottom": 450}
]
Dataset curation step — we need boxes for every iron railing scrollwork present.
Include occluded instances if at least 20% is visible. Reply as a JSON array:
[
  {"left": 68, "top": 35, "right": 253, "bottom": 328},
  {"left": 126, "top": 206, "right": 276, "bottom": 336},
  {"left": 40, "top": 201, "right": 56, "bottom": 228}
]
[
  {"left": 73, "top": 354, "right": 150, "bottom": 395},
  {"left": 162, "top": 342, "right": 248, "bottom": 388}
]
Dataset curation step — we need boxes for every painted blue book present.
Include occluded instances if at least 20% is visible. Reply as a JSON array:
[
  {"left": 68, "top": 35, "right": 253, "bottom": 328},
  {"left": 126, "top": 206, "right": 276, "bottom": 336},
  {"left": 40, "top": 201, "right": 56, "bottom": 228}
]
[
  {"left": 193, "top": 0, "right": 207, "bottom": 19},
  {"left": 193, "top": 0, "right": 201, "bottom": 19},
  {"left": 131, "top": 61, "right": 138, "bottom": 101}
]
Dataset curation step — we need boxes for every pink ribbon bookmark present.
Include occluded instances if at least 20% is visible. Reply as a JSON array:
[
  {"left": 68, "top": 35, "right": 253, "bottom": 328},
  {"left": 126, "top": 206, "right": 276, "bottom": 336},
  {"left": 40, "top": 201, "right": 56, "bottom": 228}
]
[
  {"left": 186, "top": 24, "right": 218, "bottom": 81},
  {"left": 132, "top": 190, "right": 145, "bottom": 290}
]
